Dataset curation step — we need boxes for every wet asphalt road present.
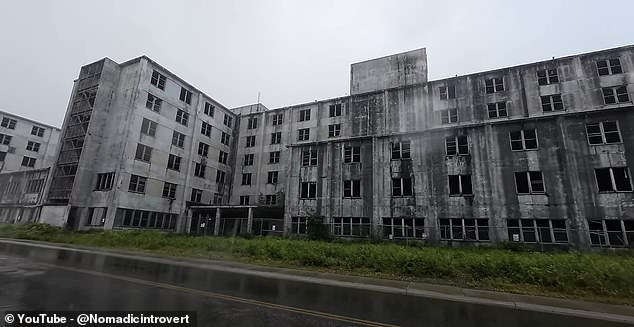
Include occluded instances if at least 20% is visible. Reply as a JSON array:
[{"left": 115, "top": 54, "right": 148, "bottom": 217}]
[{"left": 0, "top": 240, "right": 631, "bottom": 327}]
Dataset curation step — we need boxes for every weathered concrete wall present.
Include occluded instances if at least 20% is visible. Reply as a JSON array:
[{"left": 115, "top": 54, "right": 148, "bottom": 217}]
[{"left": 350, "top": 48, "right": 427, "bottom": 95}]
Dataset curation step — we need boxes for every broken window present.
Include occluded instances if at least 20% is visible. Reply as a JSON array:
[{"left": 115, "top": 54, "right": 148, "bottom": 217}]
[
  {"left": 595, "top": 167, "right": 633, "bottom": 192},
  {"left": 541, "top": 94, "right": 564, "bottom": 112},
  {"left": 141, "top": 118, "right": 157, "bottom": 137},
  {"left": 245, "top": 135, "right": 256, "bottom": 147},
  {"left": 271, "top": 132, "right": 281, "bottom": 144},
  {"left": 198, "top": 142, "right": 209, "bottom": 157},
  {"left": 134, "top": 144, "right": 152, "bottom": 162},
  {"left": 343, "top": 180, "right": 361, "bottom": 198},
  {"left": 145, "top": 94, "right": 162, "bottom": 112},
  {"left": 586, "top": 121, "right": 621, "bottom": 145},
  {"left": 221, "top": 132, "right": 230, "bottom": 145},
  {"left": 298, "top": 128, "right": 310, "bottom": 141},
  {"left": 0, "top": 133, "right": 11, "bottom": 145},
  {"left": 167, "top": 154, "right": 181, "bottom": 171},
  {"left": 440, "top": 218, "right": 489, "bottom": 241},
  {"left": 204, "top": 102, "right": 215, "bottom": 117},
  {"left": 514, "top": 171, "right": 545, "bottom": 194},
  {"left": 172, "top": 131, "right": 185, "bottom": 148},
  {"left": 1, "top": 117, "right": 16, "bottom": 129},
  {"left": 150, "top": 70, "right": 166, "bottom": 90},
  {"left": 176, "top": 109, "right": 189, "bottom": 126},
  {"left": 301, "top": 149, "right": 318, "bottom": 166},
  {"left": 537, "top": 69, "right": 559, "bottom": 85},
  {"left": 179, "top": 87, "right": 192, "bottom": 104},
  {"left": 243, "top": 153, "right": 254, "bottom": 166},
  {"left": 26, "top": 141, "right": 40, "bottom": 152},
  {"left": 86, "top": 207, "right": 107, "bottom": 226},
  {"left": 267, "top": 171, "right": 279, "bottom": 184},
  {"left": 291, "top": 217, "right": 308, "bottom": 234},
  {"left": 299, "top": 108, "right": 311, "bottom": 122},
  {"left": 218, "top": 150, "right": 228, "bottom": 164},
  {"left": 487, "top": 102, "right": 507, "bottom": 118},
  {"left": 485, "top": 77, "right": 504, "bottom": 94},
  {"left": 510, "top": 129, "right": 538, "bottom": 151},
  {"left": 602, "top": 86, "right": 630, "bottom": 104},
  {"left": 300, "top": 182, "right": 317, "bottom": 199},
  {"left": 329, "top": 104, "right": 342, "bottom": 117},
  {"left": 440, "top": 108, "right": 458, "bottom": 124},
  {"left": 194, "top": 162, "right": 206, "bottom": 178},
  {"left": 216, "top": 170, "right": 226, "bottom": 184},
  {"left": 242, "top": 173, "right": 252, "bottom": 185},
  {"left": 265, "top": 195, "right": 277, "bottom": 205},
  {"left": 31, "top": 126, "right": 45, "bottom": 137},
  {"left": 588, "top": 219, "right": 631, "bottom": 248},
  {"left": 190, "top": 188, "right": 202, "bottom": 203},
  {"left": 223, "top": 114, "right": 233, "bottom": 128},
  {"left": 247, "top": 117, "right": 258, "bottom": 129},
  {"left": 272, "top": 113, "right": 283, "bottom": 125},
  {"left": 439, "top": 85, "right": 456, "bottom": 100},
  {"left": 596, "top": 58, "right": 623, "bottom": 76},
  {"left": 128, "top": 175, "right": 147, "bottom": 193},
  {"left": 391, "top": 141, "right": 411, "bottom": 160},
  {"left": 392, "top": 177, "right": 413, "bottom": 197},
  {"left": 0, "top": 151, "right": 6, "bottom": 161},
  {"left": 201, "top": 122, "right": 212, "bottom": 137},
  {"left": 445, "top": 135, "right": 468, "bottom": 156},
  {"left": 382, "top": 217, "right": 424, "bottom": 239},
  {"left": 239, "top": 195, "right": 250, "bottom": 205},
  {"left": 328, "top": 124, "right": 341, "bottom": 137},
  {"left": 269, "top": 151, "right": 280, "bottom": 164},
  {"left": 507, "top": 219, "right": 567, "bottom": 244},
  {"left": 95, "top": 172, "right": 115, "bottom": 191},
  {"left": 162, "top": 182, "right": 177, "bottom": 199},
  {"left": 343, "top": 146, "right": 361, "bottom": 163},
  {"left": 448, "top": 175, "right": 472, "bottom": 196}
]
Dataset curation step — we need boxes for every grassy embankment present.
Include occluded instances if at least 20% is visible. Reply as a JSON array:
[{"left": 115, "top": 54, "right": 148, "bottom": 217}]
[{"left": 1, "top": 223, "right": 633, "bottom": 305}]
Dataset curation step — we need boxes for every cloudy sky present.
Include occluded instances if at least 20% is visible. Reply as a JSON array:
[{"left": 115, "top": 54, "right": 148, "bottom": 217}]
[{"left": 0, "top": 0, "right": 631, "bottom": 127}]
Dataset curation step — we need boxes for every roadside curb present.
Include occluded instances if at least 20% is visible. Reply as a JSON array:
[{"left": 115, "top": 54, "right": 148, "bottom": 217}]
[{"left": 1, "top": 237, "right": 633, "bottom": 324}]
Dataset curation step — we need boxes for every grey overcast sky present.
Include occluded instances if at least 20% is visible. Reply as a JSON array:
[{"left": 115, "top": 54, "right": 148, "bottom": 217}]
[{"left": 0, "top": 0, "right": 631, "bottom": 127}]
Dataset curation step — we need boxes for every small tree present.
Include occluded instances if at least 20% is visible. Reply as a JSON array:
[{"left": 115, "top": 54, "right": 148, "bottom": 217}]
[{"left": 307, "top": 213, "right": 331, "bottom": 241}]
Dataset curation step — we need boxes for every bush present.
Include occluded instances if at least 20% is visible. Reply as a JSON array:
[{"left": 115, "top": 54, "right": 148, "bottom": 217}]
[{"left": 307, "top": 214, "right": 332, "bottom": 241}]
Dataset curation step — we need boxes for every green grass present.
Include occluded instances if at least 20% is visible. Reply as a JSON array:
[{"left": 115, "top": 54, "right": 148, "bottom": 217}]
[{"left": 1, "top": 223, "right": 633, "bottom": 305}]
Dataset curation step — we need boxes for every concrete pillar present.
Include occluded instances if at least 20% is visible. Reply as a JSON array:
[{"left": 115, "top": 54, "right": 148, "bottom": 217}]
[
  {"left": 247, "top": 207, "right": 253, "bottom": 234},
  {"left": 184, "top": 210, "right": 193, "bottom": 234},
  {"left": 214, "top": 208, "right": 221, "bottom": 236}
]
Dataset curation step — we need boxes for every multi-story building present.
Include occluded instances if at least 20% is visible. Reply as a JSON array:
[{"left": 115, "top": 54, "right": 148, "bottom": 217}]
[{"left": 12, "top": 44, "right": 632, "bottom": 251}]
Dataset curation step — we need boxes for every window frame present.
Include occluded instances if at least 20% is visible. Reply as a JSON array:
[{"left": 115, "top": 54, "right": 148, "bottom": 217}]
[
  {"left": 300, "top": 181, "right": 317, "bottom": 199},
  {"left": 485, "top": 77, "right": 504, "bottom": 94},
  {"left": 343, "top": 179, "right": 361, "bottom": 198},
  {"left": 514, "top": 171, "right": 546, "bottom": 194},
  {"left": 586, "top": 121, "right": 622, "bottom": 145},
  {"left": 448, "top": 175, "right": 473, "bottom": 196},
  {"left": 391, "top": 177, "right": 413, "bottom": 197},
  {"left": 128, "top": 174, "right": 147, "bottom": 193},
  {"left": 391, "top": 141, "right": 411, "bottom": 160},
  {"left": 509, "top": 129, "right": 539, "bottom": 151},
  {"left": 487, "top": 101, "right": 508, "bottom": 118},
  {"left": 445, "top": 135, "right": 469, "bottom": 156},
  {"left": 594, "top": 167, "right": 633, "bottom": 193},
  {"left": 343, "top": 146, "right": 361, "bottom": 163}
]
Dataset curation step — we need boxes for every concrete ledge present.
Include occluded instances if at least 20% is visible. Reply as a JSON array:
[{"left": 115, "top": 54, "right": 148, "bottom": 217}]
[{"left": 1, "top": 238, "right": 633, "bottom": 323}]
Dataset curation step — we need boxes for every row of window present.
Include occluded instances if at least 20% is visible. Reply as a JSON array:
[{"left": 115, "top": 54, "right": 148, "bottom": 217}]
[
  {"left": 0, "top": 133, "right": 43, "bottom": 153},
  {"left": 237, "top": 194, "right": 279, "bottom": 206},
  {"left": 0, "top": 117, "right": 46, "bottom": 137},
  {"left": 240, "top": 171, "right": 280, "bottom": 185},
  {"left": 242, "top": 151, "right": 281, "bottom": 165},
  {"left": 438, "top": 58, "right": 626, "bottom": 100},
  {"left": 116, "top": 207, "right": 177, "bottom": 231}
]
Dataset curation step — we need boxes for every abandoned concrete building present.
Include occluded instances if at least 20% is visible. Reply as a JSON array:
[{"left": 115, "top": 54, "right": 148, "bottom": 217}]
[{"left": 2, "top": 44, "right": 634, "bottom": 250}]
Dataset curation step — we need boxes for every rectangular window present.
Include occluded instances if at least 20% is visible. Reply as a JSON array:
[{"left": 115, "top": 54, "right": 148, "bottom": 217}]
[
  {"left": 272, "top": 113, "right": 283, "bottom": 125},
  {"left": 201, "top": 121, "right": 212, "bottom": 137},
  {"left": 485, "top": 77, "right": 504, "bottom": 93},
  {"left": 597, "top": 58, "right": 623, "bottom": 76},
  {"left": 223, "top": 114, "right": 233, "bottom": 128},
  {"left": 299, "top": 108, "right": 311, "bottom": 121},
  {"left": 595, "top": 167, "right": 633, "bottom": 192},
  {"left": 242, "top": 173, "right": 252, "bottom": 185},
  {"left": 343, "top": 180, "right": 361, "bottom": 198},
  {"left": 298, "top": 128, "right": 310, "bottom": 141},
  {"left": 1, "top": 118, "right": 16, "bottom": 129},
  {"left": 301, "top": 149, "right": 318, "bottom": 166},
  {"left": 0, "top": 133, "right": 11, "bottom": 145},
  {"left": 218, "top": 150, "right": 228, "bottom": 164},
  {"left": 291, "top": 217, "right": 308, "bottom": 234},
  {"left": 439, "top": 85, "right": 456, "bottom": 100},
  {"left": 246, "top": 135, "right": 256, "bottom": 147},
  {"left": 588, "top": 219, "right": 634, "bottom": 247},
  {"left": 440, "top": 218, "right": 490, "bottom": 241},
  {"left": 141, "top": 118, "right": 157, "bottom": 137},
  {"left": 265, "top": 195, "right": 277, "bottom": 205},
  {"left": 221, "top": 132, "right": 230, "bottom": 146},
  {"left": 176, "top": 109, "right": 189, "bottom": 126},
  {"left": 190, "top": 188, "right": 202, "bottom": 203},
  {"left": 382, "top": 217, "right": 424, "bottom": 239},
  {"left": 269, "top": 151, "right": 280, "bottom": 164},
  {"left": 448, "top": 175, "right": 472, "bottom": 196},
  {"left": 145, "top": 94, "right": 162, "bottom": 112},
  {"left": 537, "top": 69, "right": 559, "bottom": 85},
  {"left": 343, "top": 146, "right": 360, "bottom": 163},
  {"left": 134, "top": 144, "right": 152, "bottom": 162},
  {"left": 507, "top": 219, "right": 568, "bottom": 244},
  {"left": 128, "top": 175, "right": 147, "bottom": 193},
  {"left": 151, "top": 70, "right": 166, "bottom": 90},
  {"left": 515, "top": 171, "right": 545, "bottom": 194},
  {"left": 167, "top": 154, "right": 181, "bottom": 171},
  {"left": 445, "top": 136, "right": 469, "bottom": 156},
  {"left": 391, "top": 141, "right": 411, "bottom": 160},
  {"left": 602, "top": 86, "right": 630, "bottom": 104},
  {"left": 31, "top": 126, "right": 45, "bottom": 137},
  {"left": 329, "top": 104, "right": 342, "bottom": 117},
  {"left": 328, "top": 124, "right": 341, "bottom": 137},
  {"left": 26, "top": 141, "right": 40, "bottom": 152},
  {"left": 86, "top": 207, "right": 107, "bottom": 226},
  {"left": 267, "top": 171, "right": 279, "bottom": 184},
  {"left": 392, "top": 177, "right": 413, "bottom": 197},
  {"left": 95, "top": 172, "right": 115, "bottom": 191},
  {"left": 162, "top": 182, "right": 177, "bottom": 199},
  {"left": 300, "top": 182, "right": 317, "bottom": 199},
  {"left": 244, "top": 153, "right": 254, "bottom": 166},
  {"left": 239, "top": 195, "right": 250, "bottom": 205},
  {"left": 487, "top": 102, "right": 507, "bottom": 118},
  {"left": 586, "top": 121, "right": 622, "bottom": 145},
  {"left": 204, "top": 102, "right": 215, "bottom": 117},
  {"left": 194, "top": 162, "right": 206, "bottom": 178},
  {"left": 247, "top": 117, "right": 258, "bottom": 129},
  {"left": 271, "top": 132, "right": 281, "bottom": 144},
  {"left": 541, "top": 94, "right": 564, "bottom": 112},
  {"left": 0, "top": 151, "right": 6, "bottom": 161},
  {"left": 172, "top": 131, "right": 185, "bottom": 148},
  {"left": 216, "top": 170, "right": 226, "bottom": 184},
  {"left": 510, "top": 129, "right": 538, "bottom": 151},
  {"left": 179, "top": 87, "right": 192, "bottom": 104},
  {"left": 440, "top": 108, "right": 458, "bottom": 124},
  {"left": 198, "top": 142, "right": 209, "bottom": 157}
]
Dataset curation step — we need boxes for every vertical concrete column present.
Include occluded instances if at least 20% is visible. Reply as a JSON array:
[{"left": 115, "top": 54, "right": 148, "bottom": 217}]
[
  {"left": 247, "top": 207, "right": 254, "bottom": 234},
  {"left": 183, "top": 210, "right": 193, "bottom": 234},
  {"left": 214, "top": 208, "right": 221, "bottom": 236}
]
